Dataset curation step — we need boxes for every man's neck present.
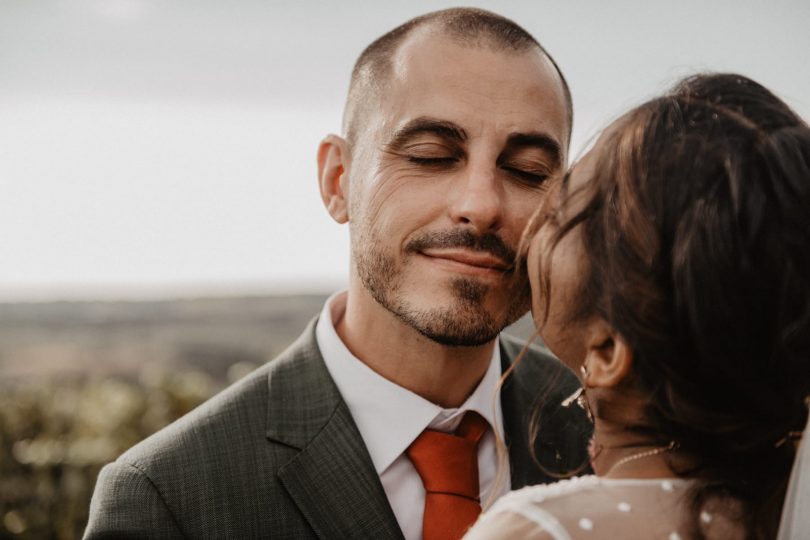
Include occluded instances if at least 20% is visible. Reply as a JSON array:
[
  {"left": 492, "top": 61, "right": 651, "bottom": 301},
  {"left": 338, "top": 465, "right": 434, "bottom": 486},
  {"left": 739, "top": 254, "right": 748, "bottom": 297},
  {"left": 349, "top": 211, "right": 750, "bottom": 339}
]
[{"left": 333, "top": 288, "right": 496, "bottom": 409}]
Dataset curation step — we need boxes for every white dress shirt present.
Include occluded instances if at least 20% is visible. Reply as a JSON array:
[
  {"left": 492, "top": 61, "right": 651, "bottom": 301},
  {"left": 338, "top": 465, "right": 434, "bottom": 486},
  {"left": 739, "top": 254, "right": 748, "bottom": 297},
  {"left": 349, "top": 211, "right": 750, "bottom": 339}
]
[{"left": 315, "top": 291, "right": 511, "bottom": 540}]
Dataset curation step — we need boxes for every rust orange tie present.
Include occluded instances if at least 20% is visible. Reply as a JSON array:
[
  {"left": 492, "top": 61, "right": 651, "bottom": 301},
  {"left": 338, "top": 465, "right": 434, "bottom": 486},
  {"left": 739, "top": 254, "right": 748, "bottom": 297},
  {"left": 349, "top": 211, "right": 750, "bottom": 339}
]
[{"left": 406, "top": 411, "right": 489, "bottom": 540}]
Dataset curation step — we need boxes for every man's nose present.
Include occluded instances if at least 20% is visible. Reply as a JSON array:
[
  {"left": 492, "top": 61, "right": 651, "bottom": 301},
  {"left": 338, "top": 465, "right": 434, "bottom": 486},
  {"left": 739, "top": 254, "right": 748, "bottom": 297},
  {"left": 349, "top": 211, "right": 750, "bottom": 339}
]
[{"left": 448, "top": 162, "right": 504, "bottom": 233}]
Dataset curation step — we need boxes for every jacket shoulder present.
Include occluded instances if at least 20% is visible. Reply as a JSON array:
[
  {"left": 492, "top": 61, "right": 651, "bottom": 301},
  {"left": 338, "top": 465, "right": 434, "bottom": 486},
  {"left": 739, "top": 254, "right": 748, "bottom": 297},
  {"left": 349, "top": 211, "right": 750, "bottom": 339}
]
[
  {"left": 117, "top": 356, "right": 273, "bottom": 472},
  {"left": 84, "top": 461, "right": 184, "bottom": 539},
  {"left": 117, "top": 319, "right": 323, "bottom": 472},
  {"left": 87, "top": 322, "right": 324, "bottom": 538}
]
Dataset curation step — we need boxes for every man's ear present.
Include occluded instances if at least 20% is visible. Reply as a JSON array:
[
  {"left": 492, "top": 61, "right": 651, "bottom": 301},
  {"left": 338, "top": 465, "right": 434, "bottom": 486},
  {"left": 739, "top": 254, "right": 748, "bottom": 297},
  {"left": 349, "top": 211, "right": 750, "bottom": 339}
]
[
  {"left": 317, "top": 134, "right": 351, "bottom": 224},
  {"left": 582, "top": 318, "right": 633, "bottom": 388}
]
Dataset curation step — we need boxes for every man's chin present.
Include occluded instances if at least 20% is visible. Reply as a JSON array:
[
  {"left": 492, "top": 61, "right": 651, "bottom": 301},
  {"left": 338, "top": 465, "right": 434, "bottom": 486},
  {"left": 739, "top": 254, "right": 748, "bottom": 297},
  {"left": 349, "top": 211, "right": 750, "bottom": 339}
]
[
  {"left": 389, "top": 298, "right": 505, "bottom": 347},
  {"left": 418, "top": 327, "right": 499, "bottom": 348}
]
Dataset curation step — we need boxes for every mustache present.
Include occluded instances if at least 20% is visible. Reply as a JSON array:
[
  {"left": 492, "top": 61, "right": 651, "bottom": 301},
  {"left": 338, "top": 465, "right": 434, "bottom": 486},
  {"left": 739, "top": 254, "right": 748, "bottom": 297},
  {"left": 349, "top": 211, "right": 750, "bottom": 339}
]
[{"left": 405, "top": 229, "right": 518, "bottom": 270}]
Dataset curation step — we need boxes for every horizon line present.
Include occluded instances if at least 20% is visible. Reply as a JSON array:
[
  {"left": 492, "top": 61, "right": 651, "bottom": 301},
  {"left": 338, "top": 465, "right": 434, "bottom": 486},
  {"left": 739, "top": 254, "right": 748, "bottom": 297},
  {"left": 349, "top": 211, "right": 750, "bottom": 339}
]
[{"left": 0, "top": 279, "right": 347, "bottom": 304}]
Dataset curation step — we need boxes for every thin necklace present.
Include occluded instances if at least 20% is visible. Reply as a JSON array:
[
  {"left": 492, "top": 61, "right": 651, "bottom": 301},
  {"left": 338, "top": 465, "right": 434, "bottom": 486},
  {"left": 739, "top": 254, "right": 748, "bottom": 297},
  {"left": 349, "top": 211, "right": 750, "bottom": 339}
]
[{"left": 608, "top": 441, "right": 678, "bottom": 473}]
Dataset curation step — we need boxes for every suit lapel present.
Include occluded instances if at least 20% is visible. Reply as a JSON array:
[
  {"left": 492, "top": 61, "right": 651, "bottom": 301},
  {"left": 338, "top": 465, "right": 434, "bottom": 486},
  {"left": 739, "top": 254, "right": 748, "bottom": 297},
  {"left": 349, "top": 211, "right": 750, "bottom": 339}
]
[
  {"left": 266, "top": 320, "right": 404, "bottom": 540},
  {"left": 499, "top": 337, "right": 537, "bottom": 489},
  {"left": 499, "top": 335, "right": 593, "bottom": 489}
]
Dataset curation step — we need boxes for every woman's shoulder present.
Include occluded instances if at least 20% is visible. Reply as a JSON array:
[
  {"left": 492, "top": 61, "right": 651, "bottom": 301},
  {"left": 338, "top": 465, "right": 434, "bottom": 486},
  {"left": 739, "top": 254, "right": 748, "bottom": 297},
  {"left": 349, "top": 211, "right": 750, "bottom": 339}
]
[
  {"left": 491, "top": 475, "right": 605, "bottom": 509},
  {"left": 468, "top": 476, "right": 693, "bottom": 540},
  {"left": 491, "top": 475, "right": 690, "bottom": 510},
  {"left": 468, "top": 476, "right": 605, "bottom": 540}
]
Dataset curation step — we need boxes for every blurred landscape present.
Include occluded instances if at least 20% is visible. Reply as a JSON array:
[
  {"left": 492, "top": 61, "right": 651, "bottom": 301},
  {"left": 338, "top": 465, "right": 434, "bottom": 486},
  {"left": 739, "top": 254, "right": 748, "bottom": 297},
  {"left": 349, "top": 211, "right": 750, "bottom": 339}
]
[
  {"left": 0, "top": 295, "right": 329, "bottom": 384},
  {"left": 0, "top": 294, "right": 533, "bottom": 539}
]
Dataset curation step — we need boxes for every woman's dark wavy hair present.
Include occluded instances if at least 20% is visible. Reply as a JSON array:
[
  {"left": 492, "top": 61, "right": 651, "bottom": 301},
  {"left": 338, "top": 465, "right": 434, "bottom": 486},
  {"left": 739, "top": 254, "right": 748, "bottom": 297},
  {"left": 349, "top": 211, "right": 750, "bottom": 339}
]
[{"left": 527, "top": 73, "right": 810, "bottom": 539}]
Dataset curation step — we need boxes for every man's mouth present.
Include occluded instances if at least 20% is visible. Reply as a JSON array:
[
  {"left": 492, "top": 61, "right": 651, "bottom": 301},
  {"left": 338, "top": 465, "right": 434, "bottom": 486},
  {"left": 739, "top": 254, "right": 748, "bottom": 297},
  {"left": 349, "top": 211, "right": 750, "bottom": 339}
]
[{"left": 418, "top": 248, "right": 510, "bottom": 273}]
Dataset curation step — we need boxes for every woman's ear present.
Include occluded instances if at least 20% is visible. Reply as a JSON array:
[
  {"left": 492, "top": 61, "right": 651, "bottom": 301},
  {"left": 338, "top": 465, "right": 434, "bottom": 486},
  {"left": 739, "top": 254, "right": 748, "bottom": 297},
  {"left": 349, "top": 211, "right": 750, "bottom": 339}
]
[
  {"left": 317, "top": 134, "right": 351, "bottom": 224},
  {"left": 582, "top": 318, "right": 633, "bottom": 388}
]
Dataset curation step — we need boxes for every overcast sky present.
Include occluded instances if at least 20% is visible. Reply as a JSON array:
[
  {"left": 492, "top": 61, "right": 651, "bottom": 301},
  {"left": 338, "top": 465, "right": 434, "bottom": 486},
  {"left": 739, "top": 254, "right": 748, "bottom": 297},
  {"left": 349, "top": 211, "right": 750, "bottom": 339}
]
[{"left": 1, "top": 0, "right": 809, "bottom": 301}]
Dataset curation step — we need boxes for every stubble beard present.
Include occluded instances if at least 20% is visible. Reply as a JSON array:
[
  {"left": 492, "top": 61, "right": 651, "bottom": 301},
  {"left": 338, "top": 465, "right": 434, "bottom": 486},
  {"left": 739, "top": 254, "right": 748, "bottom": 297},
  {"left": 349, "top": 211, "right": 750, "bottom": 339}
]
[{"left": 352, "top": 227, "right": 531, "bottom": 347}]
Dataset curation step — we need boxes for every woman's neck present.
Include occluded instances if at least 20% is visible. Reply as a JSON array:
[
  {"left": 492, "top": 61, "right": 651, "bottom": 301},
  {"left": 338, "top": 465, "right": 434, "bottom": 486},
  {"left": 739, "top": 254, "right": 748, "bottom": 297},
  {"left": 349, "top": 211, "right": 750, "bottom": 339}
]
[{"left": 589, "top": 419, "right": 680, "bottom": 479}]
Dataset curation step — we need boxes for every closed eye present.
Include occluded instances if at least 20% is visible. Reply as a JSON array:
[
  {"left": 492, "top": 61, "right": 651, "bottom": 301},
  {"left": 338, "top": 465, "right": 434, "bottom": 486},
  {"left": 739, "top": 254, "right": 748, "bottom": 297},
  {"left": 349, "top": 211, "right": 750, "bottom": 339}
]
[
  {"left": 407, "top": 156, "right": 458, "bottom": 166},
  {"left": 502, "top": 166, "right": 549, "bottom": 185}
]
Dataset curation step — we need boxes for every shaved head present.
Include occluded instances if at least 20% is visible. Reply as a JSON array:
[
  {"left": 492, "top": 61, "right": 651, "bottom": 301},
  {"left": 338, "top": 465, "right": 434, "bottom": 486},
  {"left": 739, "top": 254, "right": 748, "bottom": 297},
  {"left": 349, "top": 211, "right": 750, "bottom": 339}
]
[{"left": 342, "top": 8, "right": 573, "bottom": 148}]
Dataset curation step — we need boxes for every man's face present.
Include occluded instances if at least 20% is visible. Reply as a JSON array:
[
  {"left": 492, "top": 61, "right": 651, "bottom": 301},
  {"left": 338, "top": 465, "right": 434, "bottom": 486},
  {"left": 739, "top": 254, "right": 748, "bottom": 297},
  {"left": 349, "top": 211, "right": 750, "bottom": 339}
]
[{"left": 347, "top": 30, "right": 569, "bottom": 346}]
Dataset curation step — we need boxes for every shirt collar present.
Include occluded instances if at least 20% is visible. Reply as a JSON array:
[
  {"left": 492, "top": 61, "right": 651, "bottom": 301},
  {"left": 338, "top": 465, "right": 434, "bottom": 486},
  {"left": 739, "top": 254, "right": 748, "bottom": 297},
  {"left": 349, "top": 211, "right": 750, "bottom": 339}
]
[{"left": 316, "top": 291, "right": 504, "bottom": 475}]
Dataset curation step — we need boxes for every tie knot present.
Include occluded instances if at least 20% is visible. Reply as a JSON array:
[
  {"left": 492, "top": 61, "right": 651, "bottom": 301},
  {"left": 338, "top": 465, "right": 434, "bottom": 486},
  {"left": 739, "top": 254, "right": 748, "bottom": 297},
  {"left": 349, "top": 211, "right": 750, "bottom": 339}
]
[
  {"left": 406, "top": 411, "right": 489, "bottom": 499},
  {"left": 455, "top": 410, "right": 489, "bottom": 443}
]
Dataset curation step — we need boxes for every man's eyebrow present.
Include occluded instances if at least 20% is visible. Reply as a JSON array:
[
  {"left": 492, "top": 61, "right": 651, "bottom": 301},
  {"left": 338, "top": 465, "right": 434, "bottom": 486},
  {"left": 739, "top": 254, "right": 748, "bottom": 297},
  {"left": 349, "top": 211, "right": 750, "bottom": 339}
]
[
  {"left": 505, "top": 132, "right": 563, "bottom": 169},
  {"left": 387, "top": 117, "right": 467, "bottom": 148}
]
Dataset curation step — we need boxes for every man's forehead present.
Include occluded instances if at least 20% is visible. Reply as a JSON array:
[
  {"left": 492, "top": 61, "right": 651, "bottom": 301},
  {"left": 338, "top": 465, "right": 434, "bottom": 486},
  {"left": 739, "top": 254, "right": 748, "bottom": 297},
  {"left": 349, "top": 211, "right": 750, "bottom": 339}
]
[{"left": 389, "top": 26, "right": 549, "bottom": 83}]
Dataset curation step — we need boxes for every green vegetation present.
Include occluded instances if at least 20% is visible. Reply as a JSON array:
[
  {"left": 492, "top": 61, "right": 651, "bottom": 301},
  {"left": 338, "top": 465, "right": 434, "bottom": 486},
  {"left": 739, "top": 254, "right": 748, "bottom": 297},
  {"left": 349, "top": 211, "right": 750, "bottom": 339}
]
[{"left": 0, "top": 369, "right": 220, "bottom": 539}]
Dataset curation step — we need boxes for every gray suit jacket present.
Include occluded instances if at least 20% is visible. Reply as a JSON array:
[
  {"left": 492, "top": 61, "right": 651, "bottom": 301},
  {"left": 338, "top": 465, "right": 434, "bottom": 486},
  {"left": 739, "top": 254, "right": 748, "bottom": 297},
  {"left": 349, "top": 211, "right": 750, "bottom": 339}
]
[{"left": 84, "top": 318, "right": 590, "bottom": 539}]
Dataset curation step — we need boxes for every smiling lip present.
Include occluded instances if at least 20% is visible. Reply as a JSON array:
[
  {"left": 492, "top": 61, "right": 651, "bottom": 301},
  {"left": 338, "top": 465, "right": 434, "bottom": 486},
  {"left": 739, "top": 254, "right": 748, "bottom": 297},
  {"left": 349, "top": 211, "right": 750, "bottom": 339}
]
[{"left": 419, "top": 248, "right": 510, "bottom": 275}]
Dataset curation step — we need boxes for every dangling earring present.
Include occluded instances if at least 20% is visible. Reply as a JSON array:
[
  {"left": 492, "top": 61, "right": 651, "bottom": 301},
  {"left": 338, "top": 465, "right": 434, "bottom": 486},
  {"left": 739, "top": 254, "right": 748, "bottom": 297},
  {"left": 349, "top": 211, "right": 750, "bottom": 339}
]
[{"left": 561, "top": 364, "right": 594, "bottom": 423}]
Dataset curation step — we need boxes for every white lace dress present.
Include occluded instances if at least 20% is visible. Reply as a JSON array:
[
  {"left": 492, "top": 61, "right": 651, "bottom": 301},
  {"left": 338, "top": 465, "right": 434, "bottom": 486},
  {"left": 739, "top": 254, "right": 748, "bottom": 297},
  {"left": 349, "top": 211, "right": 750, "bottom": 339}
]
[{"left": 465, "top": 475, "right": 744, "bottom": 540}]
